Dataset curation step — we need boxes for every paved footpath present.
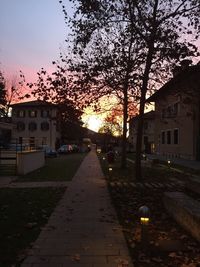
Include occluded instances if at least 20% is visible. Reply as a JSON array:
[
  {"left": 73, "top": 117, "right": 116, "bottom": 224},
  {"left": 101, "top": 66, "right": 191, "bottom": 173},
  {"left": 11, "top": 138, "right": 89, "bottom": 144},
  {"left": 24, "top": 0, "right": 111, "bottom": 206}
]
[{"left": 21, "top": 150, "right": 133, "bottom": 267}]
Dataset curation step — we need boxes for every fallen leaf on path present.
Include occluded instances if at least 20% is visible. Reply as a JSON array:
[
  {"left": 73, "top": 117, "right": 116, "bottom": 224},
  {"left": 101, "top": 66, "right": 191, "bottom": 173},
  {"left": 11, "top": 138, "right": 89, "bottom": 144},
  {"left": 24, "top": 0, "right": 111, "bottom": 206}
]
[{"left": 71, "top": 254, "right": 80, "bottom": 262}]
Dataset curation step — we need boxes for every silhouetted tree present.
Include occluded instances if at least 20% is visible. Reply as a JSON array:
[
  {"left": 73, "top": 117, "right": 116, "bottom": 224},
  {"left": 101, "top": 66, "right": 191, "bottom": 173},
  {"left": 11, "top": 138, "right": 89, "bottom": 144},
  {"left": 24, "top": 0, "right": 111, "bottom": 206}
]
[
  {"left": 60, "top": 0, "right": 200, "bottom": 179},
  {"left": 0, "top": 71, "right": 23, "bottom": 117},
  {"left": 60, "top": 0, "right": 142, "bottom": 168},
  {"left": 25, "top": 64, "right": 83, "bottom": 140},
  {"left": 0, "top": 72, "right": 7, "bottom": 116}
]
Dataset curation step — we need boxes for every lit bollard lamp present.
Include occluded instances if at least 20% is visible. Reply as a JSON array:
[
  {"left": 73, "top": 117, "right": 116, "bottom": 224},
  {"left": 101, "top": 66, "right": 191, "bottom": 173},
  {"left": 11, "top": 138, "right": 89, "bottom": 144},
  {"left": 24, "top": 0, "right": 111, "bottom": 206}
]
[
  {"left": 142, "top": 154, "right": 147, "bottom": 161},
  {"left": 108, "top": 166, "right": 113, "bottom": 179},
  {"left": 138, "top": 205, "right": 150, "bottom": 248},
  {"left": 167, "top": 160, "right": 171, "bottom": 168}
]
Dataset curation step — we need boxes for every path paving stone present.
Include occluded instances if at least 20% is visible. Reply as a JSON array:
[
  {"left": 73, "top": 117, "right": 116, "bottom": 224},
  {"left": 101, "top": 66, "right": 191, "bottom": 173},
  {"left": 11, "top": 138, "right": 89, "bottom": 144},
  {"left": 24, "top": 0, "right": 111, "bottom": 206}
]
[{"left": 21, "top": 149, "right": 133, "bottom": 267}]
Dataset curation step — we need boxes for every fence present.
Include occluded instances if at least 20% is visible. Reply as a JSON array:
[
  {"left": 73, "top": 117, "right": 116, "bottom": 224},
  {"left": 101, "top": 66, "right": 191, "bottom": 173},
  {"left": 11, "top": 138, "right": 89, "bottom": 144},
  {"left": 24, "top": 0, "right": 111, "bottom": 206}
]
[{"left": 0, "top": 138, "right": 45, "bottom": 176}]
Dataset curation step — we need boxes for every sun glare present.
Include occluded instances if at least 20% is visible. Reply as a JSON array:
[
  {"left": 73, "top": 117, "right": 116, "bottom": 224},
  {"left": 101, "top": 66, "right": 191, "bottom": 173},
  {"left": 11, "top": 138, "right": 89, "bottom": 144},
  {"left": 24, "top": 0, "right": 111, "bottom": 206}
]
[{"left": 83, "top": 115, "right": 103, "bottom": 132}]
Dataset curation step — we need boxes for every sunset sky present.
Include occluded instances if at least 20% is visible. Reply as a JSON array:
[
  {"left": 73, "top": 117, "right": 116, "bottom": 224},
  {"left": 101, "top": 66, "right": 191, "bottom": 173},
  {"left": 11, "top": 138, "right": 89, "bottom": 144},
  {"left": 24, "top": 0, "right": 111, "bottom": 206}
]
[
  {"left": 0, "top": 0, "right": 109, "bottom": 131},
  {"left": 0, "top": 1, "right": 199, "bottom": 132},
  {"left": 0, "top": 0, "right": 70, "bottom": 81}
]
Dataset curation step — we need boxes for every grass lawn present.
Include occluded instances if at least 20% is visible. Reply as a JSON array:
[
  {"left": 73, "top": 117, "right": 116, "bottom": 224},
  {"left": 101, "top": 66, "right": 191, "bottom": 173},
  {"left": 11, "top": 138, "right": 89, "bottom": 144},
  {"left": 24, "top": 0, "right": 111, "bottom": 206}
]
[
  {"left": 0, "top": 187, "right": 66, "bottom": 267},
  {"left": 17, "top": 153, "right": 86, "bottom": 182},
  {"left": 99, "top": 153, "right": 200, "bottom": 267}
]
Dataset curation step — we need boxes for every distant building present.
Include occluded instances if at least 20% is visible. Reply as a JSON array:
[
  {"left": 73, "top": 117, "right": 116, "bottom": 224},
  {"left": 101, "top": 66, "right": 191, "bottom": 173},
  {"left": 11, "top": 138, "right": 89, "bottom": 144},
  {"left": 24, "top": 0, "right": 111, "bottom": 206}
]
[
  {"left": 147, "top": 64, "right": 200, "bottom": 160},
  {"left": 128, "top": 111, "right": 155, "bottom": 153},
  {"left": 11, "top": 100, "right": 60, "bottom": 149},
  {"left": 0, "top": 118, "right": 13, "bottom": 147}
]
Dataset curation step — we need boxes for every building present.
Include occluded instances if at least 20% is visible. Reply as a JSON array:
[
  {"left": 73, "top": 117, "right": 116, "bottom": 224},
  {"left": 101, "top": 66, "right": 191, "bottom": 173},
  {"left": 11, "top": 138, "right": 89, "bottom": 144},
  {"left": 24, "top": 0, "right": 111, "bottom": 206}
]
[
  {"left": 11, "top": 100, "right": 60, "bottom": 149},
  {"left": 0, "top": 118, "right": 13, "bottom": 147},
  {"left": 147, "top": 64, "right": 200, "bottom": 160},
  {"left": 128, "top": 111, "right": 155, "bottom": 153}
]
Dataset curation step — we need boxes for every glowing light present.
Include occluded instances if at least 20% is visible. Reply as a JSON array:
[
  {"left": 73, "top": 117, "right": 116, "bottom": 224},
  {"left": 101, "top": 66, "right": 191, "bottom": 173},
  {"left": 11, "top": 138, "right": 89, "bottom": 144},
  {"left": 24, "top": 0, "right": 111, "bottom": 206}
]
[
  {"left": 140, "top": 217, "right": 149, "bottom": 224},
  {"left": 97, "top": 148, "right": 101, "bottom": 153},
  {"left": 82, "top": 115, "right": 103, "bottom": 132}
]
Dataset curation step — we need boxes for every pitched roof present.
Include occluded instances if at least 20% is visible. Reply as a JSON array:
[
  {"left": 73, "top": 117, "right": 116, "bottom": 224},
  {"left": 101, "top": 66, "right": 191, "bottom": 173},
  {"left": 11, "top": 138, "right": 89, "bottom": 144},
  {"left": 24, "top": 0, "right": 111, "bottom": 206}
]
[
  {"left": 129, "top": 110, "right": 155, "bottom": 122},
  {"left": 11, "top": 100, "right": 56, "bottom": 108},
  {"left": 147, "top": 64, "right": 200, "bottom": 102}
]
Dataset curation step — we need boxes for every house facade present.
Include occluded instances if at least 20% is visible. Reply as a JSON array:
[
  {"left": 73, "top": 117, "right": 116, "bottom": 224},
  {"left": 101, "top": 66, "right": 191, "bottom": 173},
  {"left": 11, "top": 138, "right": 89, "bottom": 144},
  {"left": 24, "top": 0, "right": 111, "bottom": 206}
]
[
  {"left": 147, "top": 64, "right": 200, "bottom": 160},
  {"left": 11, "top": 100, "right": 60, "bottom": 149},
  {"left": 129, "top": 111, "right": 155, "bottom": 154}
]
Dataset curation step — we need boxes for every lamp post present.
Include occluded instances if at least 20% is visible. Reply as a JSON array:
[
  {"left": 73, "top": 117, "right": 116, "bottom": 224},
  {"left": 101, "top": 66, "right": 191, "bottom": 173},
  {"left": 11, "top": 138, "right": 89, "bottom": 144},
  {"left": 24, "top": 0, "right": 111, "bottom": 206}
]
[{"left": 139, "top": 206, "right": 150, "bottom": 248}]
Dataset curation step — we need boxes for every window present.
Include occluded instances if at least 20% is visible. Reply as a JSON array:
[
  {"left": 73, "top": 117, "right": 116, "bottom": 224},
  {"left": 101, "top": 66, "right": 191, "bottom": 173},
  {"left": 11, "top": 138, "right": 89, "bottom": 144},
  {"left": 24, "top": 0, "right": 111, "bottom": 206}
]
[
  {"left": 162, "top": 109, "right": 166, "bottom": 118},
  {"left": 144, "top": 136, "right": 148, "bottom": 144},
  {"left": 161, "top": 131, "right": 165, "bottom": 144},
  {"left": 29, "top": 110, "right": 37, "bottom": 118},
  {"left": 162, "top": 103, "right": 179, "bottom": 118},
  {"left": 29, "top": 137, "right": 35, "bottom": 148},
  {"left": 28, "top": 122, "right": 37, "bottom": 131},
  {"left": 17, "top": 110, "right": 25, "bottom": 117},
  {"left": 174, "top": 129, "right": 179, "bottom": 144},
  {"left": 144, "top": 122, "right": 148, "bottom": 130},
  {"left": 173, "top": 103, "right": 178, "bottom": 116},
  {"left": 41, "top": 110, "right": 49, "bottom": 118},
  {"left": 167, "top": 130, "right": 171, "bottom": 144},
  {"left": 41, "top": 122, "right": 49, "bottom": 131},
  {"left": 17, "top": 122, "right": 25, "bottom": 131},
  {"left": 42, "top": 137, "right": 47, "bottom": 145}
]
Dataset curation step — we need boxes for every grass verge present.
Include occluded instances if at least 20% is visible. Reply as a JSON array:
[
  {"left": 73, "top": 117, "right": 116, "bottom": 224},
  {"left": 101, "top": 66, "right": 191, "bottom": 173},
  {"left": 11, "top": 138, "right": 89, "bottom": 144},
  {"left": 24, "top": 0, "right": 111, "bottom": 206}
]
[
  {"left": 99, "top": 153, "right": 200, "bottom": 267},
  {"left": 0, "top": 187, "right": 66, "bottom": 267},
  {"left": 17, "top": 153, "right": 86, "bottom": 182}
]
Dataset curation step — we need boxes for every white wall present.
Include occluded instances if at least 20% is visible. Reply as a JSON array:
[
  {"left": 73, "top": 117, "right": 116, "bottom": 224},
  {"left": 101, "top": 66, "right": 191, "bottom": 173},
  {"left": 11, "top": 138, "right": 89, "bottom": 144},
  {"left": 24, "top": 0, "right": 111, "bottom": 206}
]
[{"left": 17, "top": 151, "right": 45, "bottom": 175}]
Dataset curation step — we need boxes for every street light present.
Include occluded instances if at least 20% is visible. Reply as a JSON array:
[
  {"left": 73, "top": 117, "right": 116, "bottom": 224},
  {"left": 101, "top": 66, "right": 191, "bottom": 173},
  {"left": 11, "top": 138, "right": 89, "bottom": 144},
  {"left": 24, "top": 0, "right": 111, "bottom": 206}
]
[{"left": 139, "top": 206, "right": 150, "bottom": 247}]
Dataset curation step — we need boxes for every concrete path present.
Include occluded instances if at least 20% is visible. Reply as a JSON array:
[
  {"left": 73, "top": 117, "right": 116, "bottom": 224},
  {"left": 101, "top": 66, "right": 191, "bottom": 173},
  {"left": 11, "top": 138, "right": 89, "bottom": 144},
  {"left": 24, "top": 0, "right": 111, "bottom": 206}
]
[
  {"left": 0, "top": 181, "right": 69, "bottom": 188},
  {"left": 21, "top": 150, "right": 133, "bottom": 267}
]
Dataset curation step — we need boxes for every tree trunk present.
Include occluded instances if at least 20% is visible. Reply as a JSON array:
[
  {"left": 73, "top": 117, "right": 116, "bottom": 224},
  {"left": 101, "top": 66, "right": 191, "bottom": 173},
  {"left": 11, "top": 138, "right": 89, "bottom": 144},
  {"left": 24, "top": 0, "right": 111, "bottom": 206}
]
[
  {"left": 135, "top": 45, "right": 155, "bottom": 180},
  {"left": 121, "top": 83, "right": 128, "bottom": 169}
]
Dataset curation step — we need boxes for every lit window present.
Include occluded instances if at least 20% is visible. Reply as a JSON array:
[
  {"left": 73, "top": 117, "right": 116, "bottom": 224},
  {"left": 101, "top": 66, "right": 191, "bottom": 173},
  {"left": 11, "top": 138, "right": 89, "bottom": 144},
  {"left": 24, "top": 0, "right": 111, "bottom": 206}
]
[
  {"left": 29, "top": 110, "right": 37, "bottom": 117},
  {"left": 18, "top": 110, "right": 25, "bottom": 117}
]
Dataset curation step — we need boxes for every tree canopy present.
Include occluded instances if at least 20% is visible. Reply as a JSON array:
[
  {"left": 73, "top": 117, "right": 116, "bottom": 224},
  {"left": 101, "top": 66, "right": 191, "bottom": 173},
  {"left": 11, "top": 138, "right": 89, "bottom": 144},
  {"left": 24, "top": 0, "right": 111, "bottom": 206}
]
[{"left": 60, "top": 0, "right": 200, "bottom": 178}]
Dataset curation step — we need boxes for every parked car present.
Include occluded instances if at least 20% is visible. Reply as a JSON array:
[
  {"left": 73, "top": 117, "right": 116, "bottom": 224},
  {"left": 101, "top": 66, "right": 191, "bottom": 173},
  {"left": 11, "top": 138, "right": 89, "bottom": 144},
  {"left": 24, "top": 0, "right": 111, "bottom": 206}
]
[
  {"left": 58, "top": 144, "right": 73, "bottom": 154},
  {"left": 71, "top": 144, "right": 80, "bottom": 153},
  {"left": 38, "top": 145, "right": 57, "bottom": 158}
]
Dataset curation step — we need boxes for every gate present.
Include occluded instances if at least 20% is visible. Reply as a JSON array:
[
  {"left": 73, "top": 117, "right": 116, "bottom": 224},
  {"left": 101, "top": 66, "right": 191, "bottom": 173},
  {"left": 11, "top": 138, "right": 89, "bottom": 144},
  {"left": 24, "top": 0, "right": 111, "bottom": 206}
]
[{"left": 0, "top": 140, "right": 18, "bottom": 176}]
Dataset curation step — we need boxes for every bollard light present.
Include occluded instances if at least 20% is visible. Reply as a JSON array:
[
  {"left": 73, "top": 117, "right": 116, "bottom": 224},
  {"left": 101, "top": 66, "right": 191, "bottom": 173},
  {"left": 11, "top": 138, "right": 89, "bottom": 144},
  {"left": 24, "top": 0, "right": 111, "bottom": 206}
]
[
  {"left": 139, "top": 206, "right": 150, "bottom": 225},
  {"left": 142, "top": 154, "right": 147, "bottom": 161},
  {"left": 97, "top": 148, "right": 101, "bottom": 153},
  {"left": 167, "top": 160, "right": 171, "bottom": 168},
  {"left": 138, "top": 205, "right": 150, "bottom": 248}
]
